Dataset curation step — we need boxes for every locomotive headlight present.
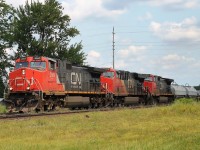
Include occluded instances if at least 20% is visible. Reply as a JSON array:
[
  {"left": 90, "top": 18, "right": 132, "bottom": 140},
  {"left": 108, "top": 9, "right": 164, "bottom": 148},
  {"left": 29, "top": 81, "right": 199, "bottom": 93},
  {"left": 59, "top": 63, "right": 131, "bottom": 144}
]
[
  {"left": 26, "top": 87, "right": 30, "bottom": 90},
  {"left": 22, "top": 69, "right": 25, "bottom": 75},
  {"left": 9, "top": 87, "right": 13, "bottom": 91}
]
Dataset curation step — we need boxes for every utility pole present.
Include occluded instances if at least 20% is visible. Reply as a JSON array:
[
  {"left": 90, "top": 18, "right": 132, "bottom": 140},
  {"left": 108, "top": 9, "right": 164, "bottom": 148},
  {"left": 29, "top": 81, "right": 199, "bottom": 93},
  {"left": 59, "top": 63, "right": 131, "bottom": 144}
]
[{"left": 112, "top": 27, "right": 115, "bottom": 69}]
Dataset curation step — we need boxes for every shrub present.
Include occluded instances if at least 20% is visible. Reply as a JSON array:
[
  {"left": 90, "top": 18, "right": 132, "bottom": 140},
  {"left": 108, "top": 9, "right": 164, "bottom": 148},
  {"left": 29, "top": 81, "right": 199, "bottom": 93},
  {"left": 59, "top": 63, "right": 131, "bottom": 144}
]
[{"left": 174, "top": 98, "right": 196, "bottom": 104}]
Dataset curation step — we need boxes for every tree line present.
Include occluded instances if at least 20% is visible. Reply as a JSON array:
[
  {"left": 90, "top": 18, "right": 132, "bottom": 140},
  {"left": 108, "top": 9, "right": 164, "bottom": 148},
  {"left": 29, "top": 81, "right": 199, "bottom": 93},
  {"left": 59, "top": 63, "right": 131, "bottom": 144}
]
[
  {"left": 0, "top": 0, "right": 86, "bottom": 97},
  {"left": 195, "top": 85, "right": 200, "bottom": 91}
]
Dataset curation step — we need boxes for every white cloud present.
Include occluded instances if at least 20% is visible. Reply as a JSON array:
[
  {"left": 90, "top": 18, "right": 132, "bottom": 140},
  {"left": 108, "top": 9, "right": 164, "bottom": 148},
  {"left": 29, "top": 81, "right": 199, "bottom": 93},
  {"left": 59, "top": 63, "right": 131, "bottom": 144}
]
[
  {"left": 86, "top": 50, "right": 101, "bottom": 66},
  {"left": 61, "top": 0, "right": 199, "bottom": 22},
  {"left": 154, "top": 54, "right": 196, "bottom": 70},
  {"left": 149, "top": 0, "right": 183, "bottom": 6},
  {"left": 162, "top": 54, "right": 195, "bottom": 62},
  {"left": 114, "top": 45, "right": 147, "bottom": 70},
  {"left": 148, "top": 0, "right": 199, "bottom": 9},
  {"left": 150, "top": 17, "right": 200, "bottom": 42},
  {"left": 115, "top": 60, "right": 128, "bottom": 68},
  {"left": 61, "top": 0, "right": 125, "bottom": 22},
  {"left": 5, "top": 0, "right": 44, "bottom": 7},
  {"left": 147, "top": 53, "right": 200, "bottom": 85},
  {"left": 88, "top": 50, "right": 100, "bottom": 58},
  {"left": 104, "top": 0, "right": 200, "bottom": 11},
  {"left": 6, "top": 0, "right": 199, "bottom": 23},
  {"left": 183, "top": 1, "right": 198, "bottom": 8},
  {"left": 117, "top": 45, "right": 146, "bottom": 60},
  {"left": 138, "top": 12, "right": 153, "bottom": 21}
]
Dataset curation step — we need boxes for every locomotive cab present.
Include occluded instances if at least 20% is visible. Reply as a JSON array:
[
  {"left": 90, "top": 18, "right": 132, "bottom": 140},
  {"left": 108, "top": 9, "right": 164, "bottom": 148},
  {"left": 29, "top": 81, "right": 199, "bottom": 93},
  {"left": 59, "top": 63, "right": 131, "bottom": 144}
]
[
  {"left": 9, "top": 56, "right": 64, "bottom": 93},
  {"left": 143, "top": 75, "right": 157, "bottom": 95},
  {"left": 100, "top": 68, "right": 130, "bottom": 96},
  {"left": 6, "top": 56, "right": 64, "bottom": 111},
  {"left": 100, "top": 68, "right": 115, "bottom": 93},
  {"left": 9, "top": 56, "right": 45, "bottom": 92}
]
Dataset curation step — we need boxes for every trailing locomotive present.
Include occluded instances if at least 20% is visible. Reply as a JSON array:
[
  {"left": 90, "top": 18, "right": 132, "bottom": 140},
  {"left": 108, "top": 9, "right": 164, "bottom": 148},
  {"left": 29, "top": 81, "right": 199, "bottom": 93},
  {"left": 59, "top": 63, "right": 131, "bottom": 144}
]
[
  {"left": 3, "top": 56, "right": 195, "bottom": 112},
  {"left": 143, "top": 75, "right": 174, "bottom": 104},
  {"left": 100, "top": 68, "right": 149, "bottom": 105}
]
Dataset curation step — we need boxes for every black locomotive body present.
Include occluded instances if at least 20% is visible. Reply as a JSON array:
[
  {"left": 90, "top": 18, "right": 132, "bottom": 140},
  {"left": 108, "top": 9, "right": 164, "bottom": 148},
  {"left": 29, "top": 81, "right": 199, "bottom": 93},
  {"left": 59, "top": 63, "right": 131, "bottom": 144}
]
[{"left": 57, "top": 60, "right": 103, "bottom": 92}]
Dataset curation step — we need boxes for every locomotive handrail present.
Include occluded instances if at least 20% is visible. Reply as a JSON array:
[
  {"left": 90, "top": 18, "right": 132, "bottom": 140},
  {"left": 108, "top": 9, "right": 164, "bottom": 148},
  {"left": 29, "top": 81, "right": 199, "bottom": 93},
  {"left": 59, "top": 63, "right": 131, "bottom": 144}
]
[
  {"left": 32, "top": 78, "right": 44, "bottom": 100},
  {"left": 101, "top": 82, "right": 112, "bottom": 94}
]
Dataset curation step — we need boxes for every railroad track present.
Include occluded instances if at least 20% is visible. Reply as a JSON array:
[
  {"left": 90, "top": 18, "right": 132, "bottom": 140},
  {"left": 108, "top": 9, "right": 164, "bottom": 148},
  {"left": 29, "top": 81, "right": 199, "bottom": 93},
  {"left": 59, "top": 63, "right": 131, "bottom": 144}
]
[
  {"left": 0, "top": 109, "right": 91, "bottom": 120},
  {"left": 0, "top": 104, "right": 168, "bottom": 120}
]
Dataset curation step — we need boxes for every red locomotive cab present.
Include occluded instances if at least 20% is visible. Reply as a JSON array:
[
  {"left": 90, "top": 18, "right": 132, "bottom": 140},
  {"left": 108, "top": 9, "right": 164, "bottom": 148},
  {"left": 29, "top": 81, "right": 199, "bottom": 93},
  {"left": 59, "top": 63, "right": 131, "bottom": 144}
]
[
  {"left": 9, "top": 56, "right": 64, "bottom": 94},
  {"left": 143, "top": 75, "right": 157, "bottom": 95},
  {"left": 100, "top": 68, "right": 128, "bottom": 96},
  {"left": 100, "top": 68, "right": 115, "bottom": 93}
]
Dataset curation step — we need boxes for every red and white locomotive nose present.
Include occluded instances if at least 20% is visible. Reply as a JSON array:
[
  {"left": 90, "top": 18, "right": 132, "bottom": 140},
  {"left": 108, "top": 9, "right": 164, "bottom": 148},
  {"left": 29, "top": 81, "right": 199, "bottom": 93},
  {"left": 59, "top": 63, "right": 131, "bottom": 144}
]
[{"left": 9, "top": 67, "right": 33, "bottom": 92}]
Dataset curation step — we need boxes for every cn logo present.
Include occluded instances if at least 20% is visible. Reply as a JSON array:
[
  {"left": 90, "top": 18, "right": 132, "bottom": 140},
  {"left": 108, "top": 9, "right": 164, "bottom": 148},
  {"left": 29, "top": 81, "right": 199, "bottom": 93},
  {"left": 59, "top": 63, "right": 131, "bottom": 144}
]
[{"left": 71, "top": 72, "right": 82, "bottom": 88}]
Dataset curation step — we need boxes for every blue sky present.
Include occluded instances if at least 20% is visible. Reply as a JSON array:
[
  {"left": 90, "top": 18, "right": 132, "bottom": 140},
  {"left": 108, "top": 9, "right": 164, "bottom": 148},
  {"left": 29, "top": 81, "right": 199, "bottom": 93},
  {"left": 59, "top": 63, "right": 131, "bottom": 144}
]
[{"left": 6, "top": 0, "right": 200, "bottom": 86}]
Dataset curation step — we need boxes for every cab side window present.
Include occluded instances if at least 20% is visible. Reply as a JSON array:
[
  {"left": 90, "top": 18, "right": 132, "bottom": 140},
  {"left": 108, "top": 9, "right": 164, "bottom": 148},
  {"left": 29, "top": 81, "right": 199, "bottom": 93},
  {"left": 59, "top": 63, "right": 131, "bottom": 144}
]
[{"left": 49, "top": 61, "right": 56, "bottom": 70}]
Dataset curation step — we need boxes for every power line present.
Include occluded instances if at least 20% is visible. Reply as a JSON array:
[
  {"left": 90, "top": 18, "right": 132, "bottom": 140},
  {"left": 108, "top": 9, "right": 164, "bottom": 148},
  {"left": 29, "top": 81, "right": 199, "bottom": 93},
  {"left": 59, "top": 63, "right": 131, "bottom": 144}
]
[{"left": 117, "top": 31, "right": 151, "bottom": 34}]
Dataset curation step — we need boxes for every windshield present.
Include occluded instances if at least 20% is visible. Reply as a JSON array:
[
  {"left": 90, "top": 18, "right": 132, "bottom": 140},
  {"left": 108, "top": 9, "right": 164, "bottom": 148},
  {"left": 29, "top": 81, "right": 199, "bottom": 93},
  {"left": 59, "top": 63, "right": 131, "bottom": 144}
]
[
  {"left": 145, "top": 77, "right": 153, "bottom": 82},
  {"left": 15, "top": 62, "right": 29, "bottom": 69},
  {"left": 30, "top": 61, "right": 46, "bottom": 70},
  {"left": 102, "top": 72, "right": 114, "bottom": 78}
]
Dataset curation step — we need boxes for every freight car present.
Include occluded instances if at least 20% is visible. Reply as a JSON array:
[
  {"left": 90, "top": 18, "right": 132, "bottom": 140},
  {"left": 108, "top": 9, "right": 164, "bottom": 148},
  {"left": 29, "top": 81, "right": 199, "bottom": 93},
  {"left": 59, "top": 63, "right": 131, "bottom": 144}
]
[
  {"left": 3, "top": 56, "right": 176, "bottom": 112},
  {"left": 171, "top": 83, "right": 198, "bottom": 98}
]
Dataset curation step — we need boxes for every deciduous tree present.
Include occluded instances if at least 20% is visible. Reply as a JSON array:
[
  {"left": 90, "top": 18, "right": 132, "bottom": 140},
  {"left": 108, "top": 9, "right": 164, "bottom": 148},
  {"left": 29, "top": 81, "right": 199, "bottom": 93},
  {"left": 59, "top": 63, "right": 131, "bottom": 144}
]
[
  {"left": 12, "top": 0, "right": 86, "bottom": 64},
  {"left": 0, "top": 0, "right": 13, "bottom": 97}
]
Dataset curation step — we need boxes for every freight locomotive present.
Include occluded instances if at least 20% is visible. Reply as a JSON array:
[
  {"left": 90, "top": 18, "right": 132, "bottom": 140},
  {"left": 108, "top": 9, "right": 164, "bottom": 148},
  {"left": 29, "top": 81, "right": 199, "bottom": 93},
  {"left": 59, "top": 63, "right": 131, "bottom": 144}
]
[{"left": 2, "top": 56, "right": 198, "bottom": 112}]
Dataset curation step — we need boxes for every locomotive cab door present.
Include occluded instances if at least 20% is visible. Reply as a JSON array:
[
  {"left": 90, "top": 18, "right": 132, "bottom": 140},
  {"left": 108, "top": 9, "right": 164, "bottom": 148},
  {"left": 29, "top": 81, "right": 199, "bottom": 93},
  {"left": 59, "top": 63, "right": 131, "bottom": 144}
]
[
  {"left": 144, "top": 75, "right": 157, "bottom": 95},
  {"left": 48, "top": 60, "right": 57, "bottom": 91}
]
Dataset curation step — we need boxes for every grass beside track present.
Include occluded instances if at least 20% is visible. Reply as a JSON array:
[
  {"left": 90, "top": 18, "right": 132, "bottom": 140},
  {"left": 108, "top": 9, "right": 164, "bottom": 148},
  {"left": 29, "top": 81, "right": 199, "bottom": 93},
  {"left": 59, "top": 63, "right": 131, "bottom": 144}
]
[
  {"left": 0, "top": 99, "right": 200, "bottom": 150},
  {"left": 0, "top": 104, "right": 6, "bottom": 113}
]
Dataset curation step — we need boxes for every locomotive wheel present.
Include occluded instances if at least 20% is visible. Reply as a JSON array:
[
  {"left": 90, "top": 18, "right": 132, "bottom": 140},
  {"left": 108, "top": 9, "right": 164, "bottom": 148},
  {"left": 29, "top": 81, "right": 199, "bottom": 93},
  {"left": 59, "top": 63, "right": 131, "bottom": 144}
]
[
  {"left": 21, "top": 99, "right": 39, "bottom": 113},
  {"left": 150, "top": 97, "right": 157, "bottom": 105}
]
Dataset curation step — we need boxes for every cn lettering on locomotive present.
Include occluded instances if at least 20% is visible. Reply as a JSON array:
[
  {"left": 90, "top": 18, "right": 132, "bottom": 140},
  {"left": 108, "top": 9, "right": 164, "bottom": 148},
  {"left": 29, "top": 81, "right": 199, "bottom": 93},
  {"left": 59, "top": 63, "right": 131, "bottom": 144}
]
[{"left": 71, "top": 72, "right": 82, "bottom": 89}]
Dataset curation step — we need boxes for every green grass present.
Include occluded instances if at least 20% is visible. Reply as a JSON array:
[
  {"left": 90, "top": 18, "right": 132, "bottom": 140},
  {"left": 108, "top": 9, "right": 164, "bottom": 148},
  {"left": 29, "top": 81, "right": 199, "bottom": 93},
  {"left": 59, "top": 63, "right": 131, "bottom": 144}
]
[
  {"left": 0, "top": 99, "right": 200, "bottom": 150},
  {"left": 0, "top": 104, "right": 6, "bottom": 113}
]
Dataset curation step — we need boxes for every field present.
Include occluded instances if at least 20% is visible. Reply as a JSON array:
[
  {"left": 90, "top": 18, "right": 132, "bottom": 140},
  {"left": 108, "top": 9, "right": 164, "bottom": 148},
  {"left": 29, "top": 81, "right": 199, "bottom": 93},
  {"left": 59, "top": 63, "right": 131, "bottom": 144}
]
[{"left": 0, "top": 99, "right": 200, "bottom": 150}]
